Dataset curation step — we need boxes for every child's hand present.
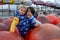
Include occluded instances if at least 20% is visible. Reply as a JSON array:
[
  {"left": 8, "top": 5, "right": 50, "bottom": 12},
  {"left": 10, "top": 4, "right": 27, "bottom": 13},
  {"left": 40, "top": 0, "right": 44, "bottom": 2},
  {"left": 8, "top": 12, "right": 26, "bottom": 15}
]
[
  {"left": 27, "top": 12, "right": 33, "bottom": 18},
  {"left": 34, "top": 23, "right": 40, "bottom": 27},
  {"left": 8, "top": 16, "right": 14, "bottom": 19}
]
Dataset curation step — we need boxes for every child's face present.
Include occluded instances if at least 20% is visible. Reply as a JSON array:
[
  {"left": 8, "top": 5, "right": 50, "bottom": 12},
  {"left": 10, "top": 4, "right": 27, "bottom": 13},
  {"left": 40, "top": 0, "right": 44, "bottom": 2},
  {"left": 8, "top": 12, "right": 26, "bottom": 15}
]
[
  {"left": 19, "top": 7, "right": 26, "bottom": 15},
  {"left": 27, "top": 9, "right": 33, "bottom": 18}
]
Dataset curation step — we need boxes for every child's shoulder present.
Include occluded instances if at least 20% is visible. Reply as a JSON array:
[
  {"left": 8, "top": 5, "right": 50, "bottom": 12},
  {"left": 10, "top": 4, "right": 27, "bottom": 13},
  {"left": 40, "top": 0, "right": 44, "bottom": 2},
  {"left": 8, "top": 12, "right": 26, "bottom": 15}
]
[
  {"left": 15, "top": 10, "right": 19, "bottom": 14},
  {"left": 14, "top": 10, "right": 19, "bottom": 17}
]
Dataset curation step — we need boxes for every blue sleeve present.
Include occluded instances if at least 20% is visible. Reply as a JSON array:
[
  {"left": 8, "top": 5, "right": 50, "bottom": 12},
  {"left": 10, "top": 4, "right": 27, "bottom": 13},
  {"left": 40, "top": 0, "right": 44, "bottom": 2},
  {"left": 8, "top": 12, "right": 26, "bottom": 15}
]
[
  {"left": 34, "top": 12, "right": 38, "bottom": 18},
  {"left": 14, "top": 10, "right": 19, "bottom": 17},
  {"left": 29, "top": 16, "right": 41, "bottom": 25},
  {"left": 29, "top": 16, "right": 34, "bottom": 23}
]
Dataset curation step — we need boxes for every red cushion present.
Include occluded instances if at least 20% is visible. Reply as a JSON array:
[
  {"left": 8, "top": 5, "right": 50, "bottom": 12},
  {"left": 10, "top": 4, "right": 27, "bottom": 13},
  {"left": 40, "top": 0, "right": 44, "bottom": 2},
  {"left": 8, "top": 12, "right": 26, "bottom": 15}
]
[
  {"left": 46, "top": 15, "right": 59, "bottom": 25},
  {"left": 0, "top": 31, "right": 24, "bottom": 40},
  {"left": 26, "top": 24, "right": 60, "bottom": 40}
]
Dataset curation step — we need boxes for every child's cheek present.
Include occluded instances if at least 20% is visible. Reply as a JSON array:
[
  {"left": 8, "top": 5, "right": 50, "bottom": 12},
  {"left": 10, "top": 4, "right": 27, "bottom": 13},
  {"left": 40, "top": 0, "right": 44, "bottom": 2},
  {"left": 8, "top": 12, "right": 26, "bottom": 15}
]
[
  {"left": 19, "top": 11, "right": 25, "bottom": 15},
  {"left": 23, "top": 12, "right": 25, "bottom": 14}
]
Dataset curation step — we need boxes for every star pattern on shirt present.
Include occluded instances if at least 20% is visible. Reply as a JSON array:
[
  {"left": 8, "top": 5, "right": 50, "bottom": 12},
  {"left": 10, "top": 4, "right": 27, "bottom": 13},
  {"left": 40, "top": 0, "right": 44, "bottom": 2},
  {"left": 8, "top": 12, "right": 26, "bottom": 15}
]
[
  {"left": 20, "top": 28, "right": 23, "bottom": 31},
  {"left": 23, "top": 22, "right": 26, "bottom": 25},
  {"left": 25, "top": 28, "right": 29, "bottom": 30}
]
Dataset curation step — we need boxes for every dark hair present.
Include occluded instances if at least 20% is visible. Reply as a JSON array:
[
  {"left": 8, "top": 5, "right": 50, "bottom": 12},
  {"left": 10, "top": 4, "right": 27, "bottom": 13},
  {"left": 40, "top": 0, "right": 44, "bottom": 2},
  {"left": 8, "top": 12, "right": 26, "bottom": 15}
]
[{"left": 26, "top": 7, "right": 35, "bottom": 15}]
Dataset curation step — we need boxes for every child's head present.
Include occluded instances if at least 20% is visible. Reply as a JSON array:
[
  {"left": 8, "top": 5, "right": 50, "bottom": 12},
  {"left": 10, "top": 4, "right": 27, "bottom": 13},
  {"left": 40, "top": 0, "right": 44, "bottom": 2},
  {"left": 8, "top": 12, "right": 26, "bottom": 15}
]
[
  {"left": 26, "top": 7, "right": 35, "bottom": 15},
  {"left": 18, "top": 5, "right": 27, "bottom": 15},
  {"left": 26, "top": 7, "right": 35, "bottom": 18}
]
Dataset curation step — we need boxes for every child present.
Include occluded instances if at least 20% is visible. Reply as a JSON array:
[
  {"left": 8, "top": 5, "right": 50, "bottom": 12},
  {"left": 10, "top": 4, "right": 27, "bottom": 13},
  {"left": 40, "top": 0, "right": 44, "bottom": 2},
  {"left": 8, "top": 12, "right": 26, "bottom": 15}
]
[
  {"left": 26, "top": 7, "right": 41, "bottom": 27},
  {"left": 14, "top": 5, "right": 41, "bottom": 38}
]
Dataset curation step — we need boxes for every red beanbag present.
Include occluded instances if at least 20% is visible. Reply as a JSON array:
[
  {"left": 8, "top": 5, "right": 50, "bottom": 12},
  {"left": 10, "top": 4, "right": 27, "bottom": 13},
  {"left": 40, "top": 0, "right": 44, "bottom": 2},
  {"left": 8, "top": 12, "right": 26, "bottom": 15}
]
[
  {"left": 57, "top": 16, "right": 60, "bottom": 22},
  {"left": 0, "top": 18, "right": 5, "bottom": 23},
  {"left": 0, "top": 31, "right": 24, "bottom": 40},
  {"left": 26, "top": 23, "right": 60, "bottom": 40},
  {"left": 14, "top": 27, "right": 19, "bottom": 35},
  {"left": 3, "top": 18, "right": 13, "bottom": 27},
  {"left": 37, "top": 15, "right": 50, "bottom": 24},
  {"left": 0, "top": 23, "right": 9, "bottom": 31},
  {"left": 46, "top": 15, "right": 59, "bottom": 25}
]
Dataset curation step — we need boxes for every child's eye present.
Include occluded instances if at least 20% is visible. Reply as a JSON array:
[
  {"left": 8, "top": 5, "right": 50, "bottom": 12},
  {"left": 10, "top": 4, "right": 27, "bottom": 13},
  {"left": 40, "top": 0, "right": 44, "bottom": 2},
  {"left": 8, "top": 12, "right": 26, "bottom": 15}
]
[{"left": 21, "top": 10, "right": 23, "bottom": 11}]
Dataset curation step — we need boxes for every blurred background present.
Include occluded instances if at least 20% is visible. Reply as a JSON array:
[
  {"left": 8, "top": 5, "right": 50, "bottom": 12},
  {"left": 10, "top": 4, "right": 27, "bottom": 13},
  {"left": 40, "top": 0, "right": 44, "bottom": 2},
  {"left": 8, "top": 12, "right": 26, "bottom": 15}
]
[{"left": 0, "top": 0, "right": 60, "bottom": 18}]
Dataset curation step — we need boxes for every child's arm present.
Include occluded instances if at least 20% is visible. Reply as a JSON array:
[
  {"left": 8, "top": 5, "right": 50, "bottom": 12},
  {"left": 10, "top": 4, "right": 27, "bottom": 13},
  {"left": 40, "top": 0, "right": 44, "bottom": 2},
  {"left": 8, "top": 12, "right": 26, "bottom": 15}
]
[
  {"left": 29, "top": 16, "right": 41, "bottom": 27},
  {"left": 14, "top": 10, "right": 19, "bottom": 17}
]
